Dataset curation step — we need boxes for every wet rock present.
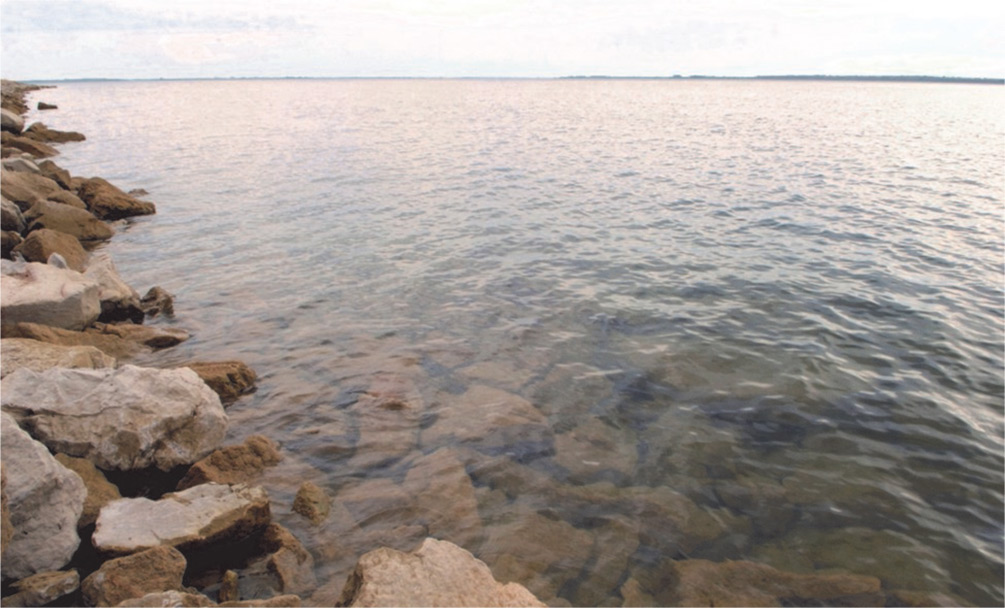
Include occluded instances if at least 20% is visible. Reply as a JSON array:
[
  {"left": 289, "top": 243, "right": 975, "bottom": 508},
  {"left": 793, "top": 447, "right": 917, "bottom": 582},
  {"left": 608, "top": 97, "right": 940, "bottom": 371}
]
[
  {"left": 260, "top": 523, "right": 317, "bottom": 596},
  {"left": 1, "top": 196, "right": 26, "bottom": 232},
  {"left": 569, "top": 515, "right": 640, "bottom": 606},
  {"left": 38, "top": 159, "right": 73, "bottom": 190},
  {"left": 2, "top": 569, "right": 80, "bottom": 607},
  {"left": 219, "top": 596, "right": 302, "bottom": 607},
  {"left": 23, "top": 121, "right": 86, "bottom": 143},
  {"left": 0, "top": 259, "right": 100, "bottom": 329},
  {"left": 402, "top": 447, "right": 483, "bottom": 550},
  {"left": 178, "top": 435, "right": 282, "bottom": 490},
  {"left": 81, "top": 545, "right": 187, "bottom": 607},
  {"left": 335, "top": 477, "right": 411, "bottom": 528},
  {"left": 140, "top": 285, "right": 174, "bottom": 317},
  {"left": 76, "top": 176, "right": 156, "bottom": 220},
  {"left": 0, "top": 337, "right": 114, "bottom": 378},
  {"left": 715, "top": 475, "right": 796, "bottom": 540},
  {"left": 1, "top": 464, "right": 11, "bottom": 559},
  {"left": 0, "top": 131, "right": 59, "bottom": 157},
  {"left": 292, "top": 481, "right": 331, "bottom": 525},
  {"left": 1, "top": 229, "right": 23, "bottom": 257},
  {"left": 54, "top": 453, "right": 122, "bottom": 528},
  {"left": 619, "top": 578, "right": 655, "bottom": 607},
  {"left": 114, "top": 590, "right": 217, "bottom": 607},
  {"left": 337, "top": 537, "right": 545, "bottom": 607},
  {"left": 23, "top": 200, "right": 113, "bottom": 241},
  {"left": 346, "top": 373, "right": 423, "bottom": 469},
  {"left": 1, "top": 170, "right": 64, "bottom": 210},
  {"left": 37, "top": 101, "right": 58, "bottom": 110},
  {"left": 887, "top": 588, "right": 969, "bottom": 607},
  {"left": 553, "top": 417, "right": 639, "bottom": 483},
  {"left": 0, "top": 412, "right": 85, "bottom": 580},
  {"left": 90, "top": 320, "right": 190, "bottom": 349},
  {"left": 93, "top": 483, "right": 270, "bottom": 555},
  {"left": 1, "top": 321, "right": 165, "bottom": 359},
  {"left": 84, "top": 254, "right": 144, "bottom": 323},
  {"left": 0, "top": 365, "right": 227, "bottom": 471},
  {"left": 185, "top": 361, "right": 258, "bottom": 403},
  {"left": 12, "top": 227, "right": 88, "bottom": 270},
  {"left": 1, "top": 107, "right": 24, "bottom": 133},
  {"left": 652, "top": 558, "right": 883, "bottom": 607}
]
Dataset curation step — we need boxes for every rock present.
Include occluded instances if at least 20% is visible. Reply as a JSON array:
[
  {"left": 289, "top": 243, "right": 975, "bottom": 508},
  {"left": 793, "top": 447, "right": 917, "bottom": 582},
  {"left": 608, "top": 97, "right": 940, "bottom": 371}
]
[
  {"left": 0, "top": 259, "right": 101, "bottom": 330},
  {"left": 261, "top": 523, "right": 317, "bottom": 595},
  {"left": 76, "top": 177, "right": 156, "bottom": 220},
  {"left": 0, "top": 365, "right": 227, "bottom": 471},
  {"left": 1, "top": 107, "right": 24, "bottom": 133},
  {"left": 292, "top": 481, "right": 331, "bottom": 525},
  {"left": 619, "top": 578, "right": 655, "bottom": 607},
  {"left": 219, "top": 570, "right": 240, "bottom": 603},
  {"left": 46, "top": 188, "right": 88, "bottom": 209},
  {"left": 337, "top": 537, "right": 545, "bottom": 607},
  {"left": 81, "top": 546, "right": 187, "bottom": 607},
  {"left": 220, "top": 596, "right": 302, "bottom": 607},
  {"left": 1, "top": 196, "right": 26, "bottom": 232},
  {"left": 347, "top": 374, "right": 423, "bottom": 469},
  {"left": 38, "top": 159, "right": 73, "bottom": 190},
  {"left": 553, "top": 417, "right": 639, "bottom": 483},
  {"left": 1, "top": 229, "right": 23, "bottom": 257},
  {"left": 37, "top": 101, "right": 58, "bottom": 110},
  {"left": 568, "top": 515, "right": 639, "bottom": 606},
  {"left": 24, "top": 200, "right": 113, "bottom": 241},
  {"left": 90, "top": 320, "right": 190, "bottom": 349},
  {"left": 652, "top": 558, "right": 883, "bottom": 607},
  {"left": 1, "top": 156, "right": 40, "bottom": 174},
  {"left": 401, "top": 447, "right": 483, "bottom": 550},
  {"left": 0, "top": 321, "right": 184, "bottom": 359},
  {"left": 92, "top": 483, "right": 270, "bottom": 555},
  {"left": 54, "top": 453, "right": 122, "bottom": 528},
  {"left": 23, "top": 122, "right": 86, "bottom": 143},
  {"left": 0, "top": 337, "right": 114, "bottom": 378},
  {"left": 12, "top": 227, "right": 88, "bottom": 270},
  {"left": 114, "top": 590, "right": 217, "bottom": 607},
  {"left": 0, "top": 412, "right": 86, "bottom": 579},
  {"left": 1, "top": 464, "right": 11, "bottom": 559},
  {"left": 2, "top": 569, "right": 80, "bottom": 607},
  {"left": 0, "top": 132, "right": 58, "bottom": 157},
  {"left": 84, "top": 253, "right": 144, "bottom": 323},
  {"left": 1, "top": 170, "right": 65, "bottom": 211},
  {"left": 177, "top": 435, "right": 281, "bottom": 490},
  {"left": 140, "top": 286, "right": 174, "bottom": 317},
  {"left": 184, "top": 361, "right": 258, "bottom": 403}
]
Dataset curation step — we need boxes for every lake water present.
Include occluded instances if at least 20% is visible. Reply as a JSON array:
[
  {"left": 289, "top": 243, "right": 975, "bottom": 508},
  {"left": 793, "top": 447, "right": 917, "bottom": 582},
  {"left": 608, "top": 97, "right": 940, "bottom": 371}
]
[{"left": 26, "top": 79, "right": 1004, "bottom": 605}]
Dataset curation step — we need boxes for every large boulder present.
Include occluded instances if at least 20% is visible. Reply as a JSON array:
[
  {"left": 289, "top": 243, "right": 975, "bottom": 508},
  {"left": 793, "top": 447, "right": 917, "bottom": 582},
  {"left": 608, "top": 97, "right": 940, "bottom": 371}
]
[
  {"left": 1, "top": 196, "right": 26, "bottom": 232},
  {"left": 23, "top": 200, "right": 113, "bottom": 241},
  {"left": 0, "top": 321, "right": 184, "bottom": 359},
  {"left": 0, "top": 365, "right": 227, "bottom": 471},
  {"left": 1, "top": 108, "right": 24, "bottom": 134},
  {"left": 0, "top": 132, "right": 58, "bottom": 158},
  {"left": 76, "top": 177, "right": 156, "bottom": 220},
  {"left": 23, "top": 122, "right": 86, "bottom": 143},
  {"left": 54, "top": 453, "right": 122, "bottom": 528},
  {"left": 84, "top": 254, "right": 144, "bottom": 323},
  {"left": 81, "top": 546, "right": 187, "bottom": 607},
  {"left": 0, "top": 259, "right": 101, "bottom": 330},
  {"left": 92, "top": 483, "right": 270, "bottom": 556},
  {"left": 0, "top": 412, "right": 86, "bottom": 580},
  {"left": 177, "top": 434, "right": 281, "bottom": 490},
  {"left": 2, "top": 569, "right": 80, "bottom": 607},
  {"left": 337, "top": 537, "right": 545, "bottom": 607},
  {"left": 0, "top": 337, "right": 114, "bottom": 378},
  {"left": 1, "top": 170, "right": 65, "bottom": 211},
  {"left": 183, "top": 361, "right": 258, "bottom": 403},
  {"left": 12, "top": 227, "right": 88, "bottom": 271}
]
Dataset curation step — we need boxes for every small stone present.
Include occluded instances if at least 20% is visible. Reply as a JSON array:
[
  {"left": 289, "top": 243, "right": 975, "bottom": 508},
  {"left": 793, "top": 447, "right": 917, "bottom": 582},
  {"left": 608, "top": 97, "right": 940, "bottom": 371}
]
[
  {"left": 140, "top": 285, "right": 174, "bottom": 317},
  {"left": 185, "top": 360, "right": 258, "bottom": 403},
  {"left": 292, "top": 481, "right": 331, "bottom": 525},
  {"left": 177, "top": 435, "right": 281, "bottom": 490},
  {"left": 0, "top": 259, "right": 101, "bottom": 330},
  {"left": 219, "top": 570, "right": 240, "bottom": 603}
]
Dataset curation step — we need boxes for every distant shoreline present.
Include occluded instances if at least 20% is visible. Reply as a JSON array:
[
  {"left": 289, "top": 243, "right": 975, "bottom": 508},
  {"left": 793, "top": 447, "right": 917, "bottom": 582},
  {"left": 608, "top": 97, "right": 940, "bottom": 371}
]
[{"left": 20, "top": 75, "right": 1005, "bottom": 85}]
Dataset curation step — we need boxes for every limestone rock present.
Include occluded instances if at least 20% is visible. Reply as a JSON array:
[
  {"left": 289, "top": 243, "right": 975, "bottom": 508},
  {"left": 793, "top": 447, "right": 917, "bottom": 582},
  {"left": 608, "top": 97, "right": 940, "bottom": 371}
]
[
  {"left": 0, "top": 412, "right": 85, "bottom": 580},
  {"left": 12, "top": 227, "right": 88, "bottom": 270},
  {"left": 81, "top": 546, "right": 187, "bottom": 607},
  {"left": 1, "top": 230, "right": 23, "bottom": 257},
  {"left": 0, "top": 131, "right": 58, "bottom": 158},
  {"left": 2, "top": 569, "right": 80, "bottom": 607},
  {"left": 177, "top": 435, "right": 281, "bottom": 490},
  {"left": 114, "top": 591, "right": 216, "bottom": 607},
  {"left": 38, "top": 159, "right": 72, "bottom": 190},
  {"left": 54, "top": 453, "right": 122, "bottom": 528},
  {"left": 140, "top": 285, "right": 174, "bottom": 318},
  {"left": 93, "top": 483, "right": 270, "bottom": 555},
  {"left": 1, "top": 107, "right": 24, "bottom": 134},
  {"left": 654, "top": 558, "right": 883, "bottom": 607},
  {"left": 24, "top": 200, "right": 113, "bottom": 241},
  {"left": 1, "top": 170, "right": 65, "bottom": 211},
  {"left": 0, "top": 337, "right": 114, "bottom": 379},
  {"left": 337, "top": 537, "right": 545, "bottom": 607},
  {"left": 0, "top": 259, "right": 100, "bottom": 330},
  {"left": 553, "top": 417, "right": 639, "bottom": 483},
  {"left": 184, "top": 360, "right": 258, "bottom": 403},
  {"left": 1, "top": 196, "right": 26, "bottom": 232},
  {"left": 0, "top": 365, "right": 227, "bottom": 471},
  {"left": 23, "top": 122, "right": 86, "bottom": 143},
  {"left": 76, "top": 176, "right": 156, "bottom": 220},
  {"left": 84, "top": 254, "right": 144, "bottom": 323}
]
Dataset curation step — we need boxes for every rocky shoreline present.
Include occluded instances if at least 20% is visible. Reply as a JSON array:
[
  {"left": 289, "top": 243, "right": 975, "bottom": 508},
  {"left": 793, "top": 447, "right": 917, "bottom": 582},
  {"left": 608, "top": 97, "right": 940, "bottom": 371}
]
[{"left": 0, "top": 80, "right": 547, "bottom": 607}]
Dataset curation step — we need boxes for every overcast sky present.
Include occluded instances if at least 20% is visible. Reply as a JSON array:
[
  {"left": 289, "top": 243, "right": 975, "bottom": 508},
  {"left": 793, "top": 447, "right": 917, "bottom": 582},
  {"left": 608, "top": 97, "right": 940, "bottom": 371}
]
[{"left": 1, "top": 0, "right": 1001, "bottom": 80}]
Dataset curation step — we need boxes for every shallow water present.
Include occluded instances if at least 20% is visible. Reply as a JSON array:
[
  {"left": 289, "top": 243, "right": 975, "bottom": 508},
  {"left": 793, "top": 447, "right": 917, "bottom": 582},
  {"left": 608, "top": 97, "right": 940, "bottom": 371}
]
[{"left": 27, "top": 79, "right": 1004, "bottom": 605}]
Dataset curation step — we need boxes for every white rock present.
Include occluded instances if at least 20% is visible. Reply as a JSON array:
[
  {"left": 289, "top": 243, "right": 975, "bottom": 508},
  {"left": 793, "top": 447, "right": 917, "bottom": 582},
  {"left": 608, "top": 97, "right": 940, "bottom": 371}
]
[
  {"left": 0, "top": 337, "right": 115, "bottom": 378},
  {"left": 0, "top": 365, "right": 227, "bottom": 471},
  {"left": 93, "top": 483, "right": 271, "bottom": 555},
  {"left": 1, "top": 108, "right": 25, "bottom": 134},
  {"left": 1, "top": 157, "right": 40, "bottom": 174},
  {"left": 0, "top": 259, "right": 101, "bottom": 330},
  {"left": 338, "top": 537, "right": 546, "bottom": 607},
  {"left": 84, "top": 253, "right": 142, "bottom": 321},
  {"left": 0, "top": 412, "right": 86, "bottom": 580}
]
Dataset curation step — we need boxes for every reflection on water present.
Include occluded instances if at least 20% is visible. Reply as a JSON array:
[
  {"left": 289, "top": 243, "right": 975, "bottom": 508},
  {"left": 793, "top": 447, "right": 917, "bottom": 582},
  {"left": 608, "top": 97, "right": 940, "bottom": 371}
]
[{"left": 35, "top": 79, "right": 1004, "bottom": 605}]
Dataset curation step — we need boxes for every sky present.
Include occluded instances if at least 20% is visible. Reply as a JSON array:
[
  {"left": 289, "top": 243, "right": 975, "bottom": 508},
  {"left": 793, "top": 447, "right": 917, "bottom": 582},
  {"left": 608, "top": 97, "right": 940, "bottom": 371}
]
[{"left": 0, "top": 0, "right": 1001, "bottom": 80}]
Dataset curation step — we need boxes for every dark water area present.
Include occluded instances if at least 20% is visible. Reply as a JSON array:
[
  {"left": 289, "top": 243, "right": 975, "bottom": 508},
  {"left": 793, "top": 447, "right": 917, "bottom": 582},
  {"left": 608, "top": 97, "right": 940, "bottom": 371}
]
[{"left": 28, "top": 79, "right": 1004, "bottom": 605}]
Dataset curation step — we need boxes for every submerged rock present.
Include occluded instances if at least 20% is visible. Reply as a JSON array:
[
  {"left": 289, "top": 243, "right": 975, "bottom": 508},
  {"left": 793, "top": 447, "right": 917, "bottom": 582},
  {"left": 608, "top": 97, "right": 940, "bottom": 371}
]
[
  {"left": 0, "top": 365, "right": 227, "bottom": 471},
  {"left": 0, "top": 259, "right": 101, "bottom": 330},
  {"left": 0, "top": 337, "right": 115, "bottom": 378},
  {"left": 81, "top": 546, "right": 187, "bottom": 607},
  {"left": 0, "top": 412, "right": 86, "bottom": 580},
  {"left": 93, "top": 483, "right": 270, "bottom": 555},
  {"left": 177, "top": 435, "right": 282, "bottom": 490},
  {"left": 401, "top": 447, "right": 483, "bottom": 550},
  {"left": 76, "top": 176, "right": 156, "bottom": 220},
  {"left": 2, "top": 569, "right": 80, "bottom": 607},
  {"left": 337, "top": 537, "right": 545, "bottom": 607}
]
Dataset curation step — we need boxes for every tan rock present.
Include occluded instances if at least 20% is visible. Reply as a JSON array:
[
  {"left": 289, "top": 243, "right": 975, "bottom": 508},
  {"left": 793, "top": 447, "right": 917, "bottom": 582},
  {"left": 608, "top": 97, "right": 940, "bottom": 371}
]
[
  {"left": 178, "top": 435, "right": 282, "bottom": 490},
  {"left": 23, "top": 122, "right": 86, "bottom": 143},
  {"left": 402, "top": 447, "right": 483, "bottom": 550},
  {"left": 219, "top": 596, "right": 302, "bottom": 607},
  {"left": 139, "top": 285, "right": 174, "bottom": 318},
  {"left": 219, "top": 570, "right": 239, "bottom": 603},
  {"left": 114, "top": 590, "right": 216, "bottom": 607},
  {"left": 0, "top": 463, "right": 11, "bottom": 559},
  {"left": 37, "top": 159, "right": 72, "bottom": 190},
  {"left": 347, "top": 374, "right": 422, "bottom": 469},
  {"left": 24, "top": 200, "right": 113, "bottom": 241},
  {"left": 54, "top": 453, "right": 122, "bottom": 528},
  {"left": 11, "top": 227, "right": 88, "bottom": 270},
  {"left": 92, "top": 320, "right": 189, "bottom": 348},
  {"left": 2, "top": 321, "right": 147, "bottom": 359},
  {"left": 0, "top": 337, "right": 114, "bottom": 379},
  {"left": 553, "top": 417, "right": 638, "bottom": 483},
  {"left": 292, "top": 481, "right": 331, "bottom": 525},
  {"left": 337, "top": 537, "right": 545, "bottom": 607},
  {"left": 1, "top": 170, "right": 65, "bottom": 211},
  {"left": 2, "top": 569, "right": 80, "bottom": 607},
  {"left": 76, "top": 176, "right": 156, "bottom": 220},
  {"left": 0, "top": 131, "right": 58, "bottom": 158},
  {"left": 81, "top": 545, "right": 187, "bottom": 607},
  {"left": 1, "top": 229, "right": 23, "bottom": 257},
  {"left": 261, "top": 523, "right": 317, "bottom": 596},
  {"left": 619, "top": 578, "right": 654, "bottom": 607},
  {"left": 185, "top": 360, "right": 258, "bottom": 403}
]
